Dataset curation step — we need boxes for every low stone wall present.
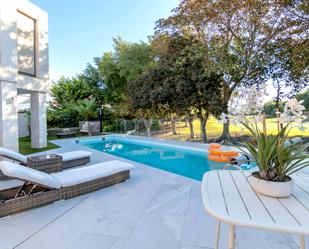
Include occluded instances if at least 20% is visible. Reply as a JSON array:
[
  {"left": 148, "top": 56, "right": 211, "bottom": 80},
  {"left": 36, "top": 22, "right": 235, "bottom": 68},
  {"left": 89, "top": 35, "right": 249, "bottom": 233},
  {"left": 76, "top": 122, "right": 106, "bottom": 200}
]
[{"left": 47, "top": 127, "right": 79, "bottom": 137}]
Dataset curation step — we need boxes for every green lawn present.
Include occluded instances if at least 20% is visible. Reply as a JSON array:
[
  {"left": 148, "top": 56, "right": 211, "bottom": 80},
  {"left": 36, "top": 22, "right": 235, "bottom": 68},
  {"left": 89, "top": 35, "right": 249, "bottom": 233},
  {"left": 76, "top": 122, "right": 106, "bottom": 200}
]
[
  {"left": 155, "top": 117, "right": 309, "bottom": 141},
  {"left": 19, "top": 137, "right": 60, "bottom": 155}
]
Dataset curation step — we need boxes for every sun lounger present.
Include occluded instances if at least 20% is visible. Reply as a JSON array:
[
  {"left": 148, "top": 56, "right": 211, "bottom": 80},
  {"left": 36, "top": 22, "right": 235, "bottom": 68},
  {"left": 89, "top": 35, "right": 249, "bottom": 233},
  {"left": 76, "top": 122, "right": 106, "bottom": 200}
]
[
  {"left": 0, "top": 147, "right": 92, "bottom": 169},
  {"left": 0, "top": 160, "right": 134, "bottom": 217}
]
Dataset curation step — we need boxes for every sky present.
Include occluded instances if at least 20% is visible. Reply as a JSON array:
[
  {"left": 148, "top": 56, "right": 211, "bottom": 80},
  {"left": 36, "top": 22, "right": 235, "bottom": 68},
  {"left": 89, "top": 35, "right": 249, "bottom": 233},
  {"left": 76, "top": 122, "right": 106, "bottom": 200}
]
[{"left": 31, "top": 0, "right": 179, "bottom": 81}]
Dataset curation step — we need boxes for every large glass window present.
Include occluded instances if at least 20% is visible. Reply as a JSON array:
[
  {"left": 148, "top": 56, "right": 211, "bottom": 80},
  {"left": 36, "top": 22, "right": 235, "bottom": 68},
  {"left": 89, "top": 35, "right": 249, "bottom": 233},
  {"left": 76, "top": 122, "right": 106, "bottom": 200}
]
[{"left": 17, "top": 11, "right": 36, "bottom": 76}]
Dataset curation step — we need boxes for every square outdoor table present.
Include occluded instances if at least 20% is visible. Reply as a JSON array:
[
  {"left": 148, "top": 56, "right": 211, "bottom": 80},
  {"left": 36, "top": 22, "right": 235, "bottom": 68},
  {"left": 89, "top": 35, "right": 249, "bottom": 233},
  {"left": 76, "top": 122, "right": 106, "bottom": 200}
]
[
  {"left": 201, "top": 170, "right": 309, "bottom": 249},
  {"left": 27, "top": 154, "right": 63, "bottom": 173}
]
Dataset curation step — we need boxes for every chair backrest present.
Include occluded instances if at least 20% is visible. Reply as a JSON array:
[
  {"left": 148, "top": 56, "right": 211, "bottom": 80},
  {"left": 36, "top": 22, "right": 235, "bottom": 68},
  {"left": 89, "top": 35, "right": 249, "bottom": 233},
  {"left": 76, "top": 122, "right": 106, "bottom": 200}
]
[
  {"left": 0, "top": 147, "right": 27, "bottom": 164},
  {"left": 0, "top": 161, "right": 61, "bottom": 189}
]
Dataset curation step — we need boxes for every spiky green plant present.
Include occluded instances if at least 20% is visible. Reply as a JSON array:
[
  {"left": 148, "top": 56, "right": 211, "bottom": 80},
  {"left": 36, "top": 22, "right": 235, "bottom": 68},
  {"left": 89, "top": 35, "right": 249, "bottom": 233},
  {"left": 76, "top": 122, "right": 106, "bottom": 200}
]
[
  {"left": 272, "top": 126, "right": 309, "bottom": 181},
  {"left": 239, "top": 119, "right": 309, "bottom": 182}
]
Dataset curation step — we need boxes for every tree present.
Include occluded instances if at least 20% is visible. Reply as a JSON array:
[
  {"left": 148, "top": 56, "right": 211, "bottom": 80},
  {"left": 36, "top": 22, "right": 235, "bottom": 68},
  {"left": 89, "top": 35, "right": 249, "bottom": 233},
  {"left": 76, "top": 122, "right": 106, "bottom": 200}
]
[
  {"left": 170, "top": 34, "right": 224, "bottom": 142},
  {"left": 81, "top": 60, "right": 106, "bottom": 106},
  {"left": 129, "top": 67, "right": 162, "bottom": 136},
  {"left": 156, "top": 0, "right": 309, "bottom": 140},
  {"left": 50, "top": 77, "right": 91, "bottom": 109},
  {"left": 49, "top": 76, "right": 95, "bottom": 127},
  {"left": 97, "top": 38, "right": 153, "bottom": 119},
  {"left": 114, "top": 37, "right": 153, "bottom": 82},
  {"left": 49, "top": 37, "right": 153, "bottom": 129},
  {"left": 265, "top": 39, "right": 308, "bottom": 115},
  {"left": 264, "top": 100, "right": 284, "bottom": 117},
  {"left": 49, "top": 71, "right": 104, "bottom": 127},
  {"left": 130, "top": 33, "right": 225, "bottom": 142},
  {"left": 177, "top": 72, "right": 224, "bottom": 142},
  {"left": 296, "top": 90, "right": 309, "bottom": 112},
  {"left": 70, "top": 99, "right": 98, "bottom": 121},
  {"left": 98, "top": 52, "right": 128, "bottom": 107},
  {"left": 150, "top": 35, "right": 188, "bottom": 135}
]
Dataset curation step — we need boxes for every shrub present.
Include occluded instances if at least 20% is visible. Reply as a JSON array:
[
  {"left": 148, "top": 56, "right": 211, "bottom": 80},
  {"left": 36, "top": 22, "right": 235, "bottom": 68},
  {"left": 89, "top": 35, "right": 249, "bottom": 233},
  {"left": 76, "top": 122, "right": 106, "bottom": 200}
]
[{"left": 47, "top": 107, "right": 80, "bottom": 128}]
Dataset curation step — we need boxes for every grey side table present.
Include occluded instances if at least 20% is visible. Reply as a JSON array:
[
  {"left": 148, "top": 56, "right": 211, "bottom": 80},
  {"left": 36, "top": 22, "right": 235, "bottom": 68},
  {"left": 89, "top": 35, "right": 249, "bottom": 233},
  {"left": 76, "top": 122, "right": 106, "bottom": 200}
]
[{"left": 27, "top": 154, "right": 63, "bottom": 173}]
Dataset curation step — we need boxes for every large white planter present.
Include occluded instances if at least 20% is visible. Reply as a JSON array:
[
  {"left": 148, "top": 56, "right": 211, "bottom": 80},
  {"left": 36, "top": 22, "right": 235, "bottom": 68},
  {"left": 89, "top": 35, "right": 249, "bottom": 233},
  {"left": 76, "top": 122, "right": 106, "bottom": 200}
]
[{"left": 248, "top": 172, "right": 293, "bottom": 198}]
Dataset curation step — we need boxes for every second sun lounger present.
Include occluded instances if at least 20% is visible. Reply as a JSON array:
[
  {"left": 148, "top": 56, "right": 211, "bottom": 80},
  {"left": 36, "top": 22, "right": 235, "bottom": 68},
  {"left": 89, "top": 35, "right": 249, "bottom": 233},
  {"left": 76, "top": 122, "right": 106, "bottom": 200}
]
[
  {"left": 0, "top": 147, "right": 93, "bottom": 180},
  {"left": 0, "top": 147, "right": 92, "bottom": 168},
  {"left": 0, "top": 160, "right": 134, "bottom": 217}
]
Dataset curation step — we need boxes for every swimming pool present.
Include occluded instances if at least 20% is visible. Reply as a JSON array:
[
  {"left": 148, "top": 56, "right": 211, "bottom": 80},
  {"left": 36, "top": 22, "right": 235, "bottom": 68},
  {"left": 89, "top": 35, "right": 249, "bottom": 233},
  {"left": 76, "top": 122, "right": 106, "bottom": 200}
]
[{"left": 80, "top": 136, "right": 226, "bottom": 181}]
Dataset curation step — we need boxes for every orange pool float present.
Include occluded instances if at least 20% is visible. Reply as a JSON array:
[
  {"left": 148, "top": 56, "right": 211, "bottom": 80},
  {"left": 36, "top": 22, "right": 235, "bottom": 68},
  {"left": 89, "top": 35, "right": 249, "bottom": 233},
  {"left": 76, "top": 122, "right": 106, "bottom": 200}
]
[
  {"left": 208, "top": 154, "right": 232, "bottom": 163},
  {"left": 208, "top": 148, "right": 240, "bottom": 157},
  {"left": 208, "top": 145, "right": 240, "bottom": 162}
]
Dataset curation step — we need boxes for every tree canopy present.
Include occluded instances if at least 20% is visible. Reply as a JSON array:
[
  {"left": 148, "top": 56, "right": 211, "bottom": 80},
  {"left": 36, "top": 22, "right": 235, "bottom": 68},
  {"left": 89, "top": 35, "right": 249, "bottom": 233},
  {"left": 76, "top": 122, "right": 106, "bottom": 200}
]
[
  {"left": 129, "top": 33, "right": 225, "bottom": 142},
  {"left": 50, "top": 76, "right": 92, "bottom": 109},
  {"left": 156, "top": 0, "right": 309, "bottom": 139},
  {"left": 48, "top": 1, "right": 308, "bottom": 141}
]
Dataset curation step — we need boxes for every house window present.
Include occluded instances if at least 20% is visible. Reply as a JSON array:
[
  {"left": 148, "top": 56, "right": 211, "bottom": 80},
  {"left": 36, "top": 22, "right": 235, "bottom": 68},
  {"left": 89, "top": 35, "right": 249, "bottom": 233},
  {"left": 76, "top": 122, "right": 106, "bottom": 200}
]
[{"left": 17, "top": 11, "right": 36, "bottom": 76}]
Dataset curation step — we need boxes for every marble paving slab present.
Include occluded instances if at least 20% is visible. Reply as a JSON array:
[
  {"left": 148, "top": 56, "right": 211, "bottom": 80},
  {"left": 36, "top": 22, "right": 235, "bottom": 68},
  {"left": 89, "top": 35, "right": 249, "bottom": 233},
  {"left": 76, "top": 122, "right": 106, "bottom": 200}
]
[{"left": 0, "top": 137, "right": 304, "bottom": 249}]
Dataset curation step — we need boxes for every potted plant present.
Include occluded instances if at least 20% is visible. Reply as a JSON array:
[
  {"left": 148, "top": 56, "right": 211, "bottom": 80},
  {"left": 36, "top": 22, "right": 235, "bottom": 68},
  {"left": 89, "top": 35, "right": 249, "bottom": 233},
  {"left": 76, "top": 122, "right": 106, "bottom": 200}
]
[
  {"left": 220, "top": 86, "right": 309, "bottom": 197},
  {"left": 241, "top": 119, "right": 308, "bottom": 197}
]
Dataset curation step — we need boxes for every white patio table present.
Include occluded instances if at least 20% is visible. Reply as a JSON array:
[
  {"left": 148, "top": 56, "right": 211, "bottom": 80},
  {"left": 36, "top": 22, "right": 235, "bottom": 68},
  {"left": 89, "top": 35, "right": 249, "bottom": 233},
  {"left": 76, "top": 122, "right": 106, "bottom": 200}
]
[{"left": 201, "top": 170, "right": 309, "bottom": 249}]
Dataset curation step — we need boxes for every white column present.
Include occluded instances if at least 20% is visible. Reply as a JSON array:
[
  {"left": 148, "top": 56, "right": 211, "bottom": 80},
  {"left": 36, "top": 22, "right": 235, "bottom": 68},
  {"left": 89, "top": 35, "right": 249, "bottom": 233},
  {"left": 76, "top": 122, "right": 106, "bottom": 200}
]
[
  {"left": 0, "top": 81, "right": 19, "bottom": 151},
  {"left": 30, "top": 91, "right": 47, "bottom": 148}
]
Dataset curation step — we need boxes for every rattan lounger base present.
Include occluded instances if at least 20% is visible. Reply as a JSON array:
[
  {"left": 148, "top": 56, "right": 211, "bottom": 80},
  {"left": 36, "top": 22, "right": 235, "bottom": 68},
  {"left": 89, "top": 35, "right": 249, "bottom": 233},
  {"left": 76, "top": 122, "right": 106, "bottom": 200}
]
[
  {"left": 0, "top": 170, "right": 130, "bottom": 218},
  {"left": 61, "top": 170, "right": 129, "bottom": 199},
  {"left": 0, "top": 187, "right": 60, "bottom": 218},
  {"left": 62, "top": 156, "right": 90, "bottom": 169}
]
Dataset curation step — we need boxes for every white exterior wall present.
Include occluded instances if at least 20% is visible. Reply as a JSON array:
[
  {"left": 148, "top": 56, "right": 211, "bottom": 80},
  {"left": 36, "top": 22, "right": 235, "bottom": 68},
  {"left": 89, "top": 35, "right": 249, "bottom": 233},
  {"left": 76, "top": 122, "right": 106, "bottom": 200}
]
[
  {"left": 0, "top": 0, "right": 49, "bottom": 151},
  {"left": 16, "top": 0, "right": 49, "bottom": 92},
  {"left": 0, "top": 0, "right": 18, "bottom": 83},
  {"left": 0, "top": 82, "right": 19, "bottom": 151},
  {"left": 18, "top": 112, "right": 29, "bottom": 137},
  {"left": 30, "top": 92, "right": 47, "bottom": 148}
]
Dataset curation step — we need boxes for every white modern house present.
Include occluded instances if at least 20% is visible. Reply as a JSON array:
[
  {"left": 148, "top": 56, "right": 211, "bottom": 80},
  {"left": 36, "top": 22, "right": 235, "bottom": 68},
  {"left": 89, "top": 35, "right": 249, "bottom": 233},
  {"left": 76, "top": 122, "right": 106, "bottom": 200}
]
[{"left": 0, "top": 0, "right": 49, "bottom": 151}]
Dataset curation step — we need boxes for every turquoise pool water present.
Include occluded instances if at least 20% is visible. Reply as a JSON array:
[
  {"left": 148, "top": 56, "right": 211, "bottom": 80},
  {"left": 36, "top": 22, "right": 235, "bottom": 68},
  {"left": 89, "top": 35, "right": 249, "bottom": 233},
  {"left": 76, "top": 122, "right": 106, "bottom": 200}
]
[{"left": 80, "top": 137, "right": 226, "bottom": 181}]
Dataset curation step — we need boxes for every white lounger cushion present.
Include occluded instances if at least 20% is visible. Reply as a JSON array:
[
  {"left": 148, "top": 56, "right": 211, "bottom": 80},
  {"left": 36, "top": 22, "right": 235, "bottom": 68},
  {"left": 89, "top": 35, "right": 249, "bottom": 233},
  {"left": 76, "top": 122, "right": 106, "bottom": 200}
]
[
  {"left": 59, "top": 151, "right": 92, "bottom": 162},
  {"left": 0, "top": 146, "right": 92, "bottom": 164},
  {"left": 0, "top": 147, "right": 27, "bottom": 164},
  {"left": 52, "top": 160, "right": 134, "bottom": 187},
  {"left": 0, "top": 160, "right": 133, "bottom": 189},
  {"left": 0, "top": 161, "right": 61, "bottom": 189}
]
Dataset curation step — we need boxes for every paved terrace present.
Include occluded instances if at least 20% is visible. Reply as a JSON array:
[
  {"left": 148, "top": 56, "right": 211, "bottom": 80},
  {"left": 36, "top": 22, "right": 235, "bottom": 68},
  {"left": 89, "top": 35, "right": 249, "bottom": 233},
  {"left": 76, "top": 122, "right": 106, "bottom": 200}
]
[{"left": 0, "top": 137, "right": 307, "bottom": 249}]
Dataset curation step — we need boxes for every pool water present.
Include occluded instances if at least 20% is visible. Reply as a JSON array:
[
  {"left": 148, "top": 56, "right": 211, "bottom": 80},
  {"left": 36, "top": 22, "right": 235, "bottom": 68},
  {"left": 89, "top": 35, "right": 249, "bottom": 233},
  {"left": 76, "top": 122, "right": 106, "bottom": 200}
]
[{"left": 80, "top": 137, "right": 226, "bottom": 181}]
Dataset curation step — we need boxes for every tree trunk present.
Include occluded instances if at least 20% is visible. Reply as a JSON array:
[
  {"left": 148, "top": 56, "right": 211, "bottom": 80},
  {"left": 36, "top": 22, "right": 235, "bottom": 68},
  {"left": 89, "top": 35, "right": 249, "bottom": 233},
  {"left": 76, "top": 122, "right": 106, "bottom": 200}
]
[
  {"left": 221, "top": 120, "right": 230, "bottom": 140},
  {"left": 143, "top": 119, "right": 152, "bottom": 137},
  {"left": 184, "top": 119, "right": 188, "bottom": 127},
  {"left": 199, "top": 116, "right": 208, "bottom": 143},
  {"left": 187, "top": 117, "right": 195, "bottom": 139},
  {"left": 171, "top": 118, "right": 177, "bottom": 135},
  {"left": 219, "top": 84, "right": 231, "bottom": 140},
  {"left": 275, "top": 81, "right": 284, "bottom": 132}
]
